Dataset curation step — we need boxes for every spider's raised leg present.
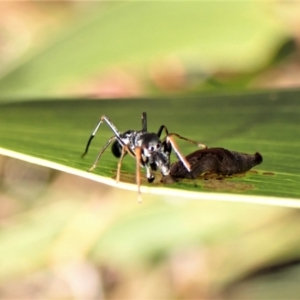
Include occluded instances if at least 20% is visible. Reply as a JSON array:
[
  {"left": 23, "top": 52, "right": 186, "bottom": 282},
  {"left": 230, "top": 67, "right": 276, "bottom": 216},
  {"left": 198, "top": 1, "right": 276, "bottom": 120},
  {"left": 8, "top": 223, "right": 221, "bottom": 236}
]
[
  {"left": 141, "top": 112, "right": 147, "bottom": 132},
  {"left": 82, "top": 115, "right": 124, "bottom": 158}
]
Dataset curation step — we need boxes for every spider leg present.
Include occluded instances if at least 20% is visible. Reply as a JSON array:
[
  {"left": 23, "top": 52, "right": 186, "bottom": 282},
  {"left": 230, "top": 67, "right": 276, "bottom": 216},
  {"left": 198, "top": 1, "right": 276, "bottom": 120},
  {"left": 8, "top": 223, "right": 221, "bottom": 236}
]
[
  {"left": 157, "top": 125, "right": 206, "bottom": 149},
  {"left": 135, "top": 146, "right": 143, "bottom": 203},
  {"left": 141, "top": 112, "right": 147, "bottom": 131},
  {"left": 88, "top": 135, "right": 116, "bottom": 172},
  {"left": 156, "top": 125, "right": 172, "bottom": 155},
  {"left": 146, "top": 165, "right": 155, "bottom": 183},
  {"left": 156, "top": 125, "right": 206, "bottom": 172},
  {"left": 82, "top": 115, "right": 133, "bottom": 158},
  {"left": 168, "top": 133, "right": 207, "bottom": 149},
  {"left": 166, "top": 135, "right": 191, "bottom": 172},
  {"left": 116, "top": 145, "right": 128, "bottom": 183}
]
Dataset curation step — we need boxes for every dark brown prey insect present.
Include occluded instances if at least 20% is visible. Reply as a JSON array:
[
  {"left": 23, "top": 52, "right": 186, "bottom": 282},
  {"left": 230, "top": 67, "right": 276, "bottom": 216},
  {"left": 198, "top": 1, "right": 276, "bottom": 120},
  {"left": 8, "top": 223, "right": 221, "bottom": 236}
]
[{"left": 163, "top": 147, "right": 263, "bottom": 182}]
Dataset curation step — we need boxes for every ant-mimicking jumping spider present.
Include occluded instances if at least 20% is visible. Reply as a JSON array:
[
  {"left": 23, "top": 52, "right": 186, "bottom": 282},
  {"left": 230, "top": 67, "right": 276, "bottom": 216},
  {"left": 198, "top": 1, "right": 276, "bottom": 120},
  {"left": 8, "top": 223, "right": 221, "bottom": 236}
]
[{"left": 81, "top": 112, "right": 206, "bottom": 200}]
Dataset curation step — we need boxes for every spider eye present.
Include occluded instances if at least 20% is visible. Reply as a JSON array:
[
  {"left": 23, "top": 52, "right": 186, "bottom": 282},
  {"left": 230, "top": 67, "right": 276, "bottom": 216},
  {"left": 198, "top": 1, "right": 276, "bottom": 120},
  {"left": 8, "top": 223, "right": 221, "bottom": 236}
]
[{"left": 147, "top": 141, "right": 161, "bottom": 152}]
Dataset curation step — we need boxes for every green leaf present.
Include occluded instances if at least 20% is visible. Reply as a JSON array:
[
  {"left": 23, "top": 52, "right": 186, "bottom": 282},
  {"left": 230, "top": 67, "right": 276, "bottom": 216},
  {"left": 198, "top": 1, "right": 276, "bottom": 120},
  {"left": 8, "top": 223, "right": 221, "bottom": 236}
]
[
  {"left": 0, "top": 89, "right": 299, "bottom": 204},
  {"left": 1, "top": 90, "right": 300, "bottom": 293},
  {"left": 0, "top": 1, "right": 288, "bottom": 99}
]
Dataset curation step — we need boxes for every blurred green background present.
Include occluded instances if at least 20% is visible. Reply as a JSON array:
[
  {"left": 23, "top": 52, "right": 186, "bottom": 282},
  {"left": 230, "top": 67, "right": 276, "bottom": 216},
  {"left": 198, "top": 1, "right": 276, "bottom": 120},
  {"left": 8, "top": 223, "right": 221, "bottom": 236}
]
[{"left": 1, "top": 1, "right": 300, "bottom": 299}]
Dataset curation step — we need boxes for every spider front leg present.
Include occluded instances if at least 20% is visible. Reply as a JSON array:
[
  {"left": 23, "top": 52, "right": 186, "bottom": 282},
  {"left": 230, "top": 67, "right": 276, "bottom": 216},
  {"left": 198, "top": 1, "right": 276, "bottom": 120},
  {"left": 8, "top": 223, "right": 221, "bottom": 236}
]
[
  {"left": 166, "top": 133, "right": 207, "bottom": 172},
  {"left": 157, "top": 125, "right": 207, "bottom": 172},
  {"left": 165, "top": 135, "right": 192, "bottom": 172},
  {"left": 115, "top": 143, "right": 145, "bottom": 183},
  {"left": 133, "top": 146, "right": 155, "bottom": 203},
  {"left": 146, "top": 165, "right": 155, "bottom": 183}
]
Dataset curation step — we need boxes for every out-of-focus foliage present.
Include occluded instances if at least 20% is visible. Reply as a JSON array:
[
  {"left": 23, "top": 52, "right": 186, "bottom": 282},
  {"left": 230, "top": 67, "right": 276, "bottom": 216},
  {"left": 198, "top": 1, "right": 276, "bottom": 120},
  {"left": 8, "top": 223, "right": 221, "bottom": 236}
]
[{"left": 0, "top": 1, "right": 297, "bottom": 99}]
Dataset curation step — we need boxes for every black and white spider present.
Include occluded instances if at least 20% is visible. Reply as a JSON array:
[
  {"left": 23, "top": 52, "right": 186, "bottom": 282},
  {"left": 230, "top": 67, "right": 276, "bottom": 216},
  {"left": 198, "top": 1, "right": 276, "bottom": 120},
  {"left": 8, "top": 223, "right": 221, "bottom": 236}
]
[{"left": 81, "top": 112, "right": 206, "bottom": 200}]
